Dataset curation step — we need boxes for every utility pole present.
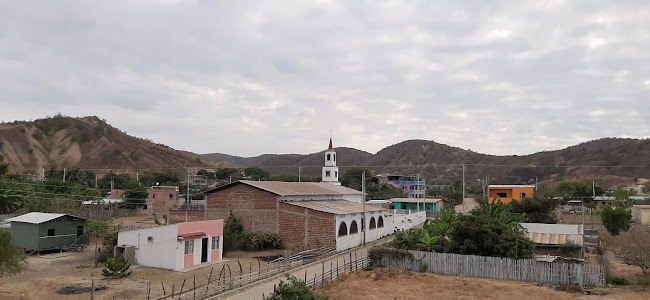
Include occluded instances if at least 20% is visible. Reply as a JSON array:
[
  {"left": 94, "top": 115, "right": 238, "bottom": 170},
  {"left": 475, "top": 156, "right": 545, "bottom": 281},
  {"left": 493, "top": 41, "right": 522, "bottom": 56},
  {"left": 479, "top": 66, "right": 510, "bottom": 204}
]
[
  {"left": 298, "top": 166, "right": 303, "bottom": 182},
  {"left": 362, "top": 171, "right": 366, "bottom": 246},
  {"left": 63, "top": 167, "right": 66, "bottom": 182},
  {"left": 462, "top": 164, "right": 465, "bottom": 205},
  {"left": 417, "top": 172, "right": 421, "bottom": 212},
  {"left": 187, "top": 168, "right": 191, "bottom": 204},
  {"left": 95, "top": 174, "right": 98, "bottom": 189}
]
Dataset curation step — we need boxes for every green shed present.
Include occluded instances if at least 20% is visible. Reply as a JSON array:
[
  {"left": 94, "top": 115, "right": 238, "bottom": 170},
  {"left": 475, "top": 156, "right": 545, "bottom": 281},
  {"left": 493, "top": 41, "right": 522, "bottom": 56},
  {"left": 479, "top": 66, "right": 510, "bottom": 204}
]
[{"left": 7, "top": 212, "right": 89, "bottom": 251}]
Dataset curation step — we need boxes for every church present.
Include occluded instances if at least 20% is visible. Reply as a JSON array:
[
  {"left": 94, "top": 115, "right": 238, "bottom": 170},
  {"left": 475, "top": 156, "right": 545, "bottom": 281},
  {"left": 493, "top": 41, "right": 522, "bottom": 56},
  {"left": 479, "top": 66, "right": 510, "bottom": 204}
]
[{"left": 169, "top": 138, "right": 396, "bottom": 251}]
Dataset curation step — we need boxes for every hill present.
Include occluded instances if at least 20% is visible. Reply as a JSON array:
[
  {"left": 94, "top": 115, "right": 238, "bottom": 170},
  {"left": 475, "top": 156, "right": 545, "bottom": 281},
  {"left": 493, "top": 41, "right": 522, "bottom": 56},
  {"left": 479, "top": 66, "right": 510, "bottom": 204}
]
[
  {"left": 0, "top": 116, "right": 235, "bottom": 175},
  {"left": 199, "top": 147, "right": 374, "bottom": 177},
  {"left": 200, "top": 138, "right": 650, "bottom": 188}
]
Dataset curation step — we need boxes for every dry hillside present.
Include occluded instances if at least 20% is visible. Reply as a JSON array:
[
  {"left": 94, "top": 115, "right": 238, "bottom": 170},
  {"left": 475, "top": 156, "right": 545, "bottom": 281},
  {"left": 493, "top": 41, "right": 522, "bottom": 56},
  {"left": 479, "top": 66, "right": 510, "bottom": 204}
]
[{"left": 0, "top": 116, "right": 234, "bottom": 175}]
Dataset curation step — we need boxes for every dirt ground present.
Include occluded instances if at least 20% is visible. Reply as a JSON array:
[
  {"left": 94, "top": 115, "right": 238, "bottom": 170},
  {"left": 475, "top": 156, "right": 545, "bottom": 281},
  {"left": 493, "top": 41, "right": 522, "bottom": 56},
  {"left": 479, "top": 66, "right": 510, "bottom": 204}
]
[
  {"left": 317, "top": 268, "right": 650, "bottom": 300},
  {"left": 0, "top": 247, "right": 284, "bottom": 300}
]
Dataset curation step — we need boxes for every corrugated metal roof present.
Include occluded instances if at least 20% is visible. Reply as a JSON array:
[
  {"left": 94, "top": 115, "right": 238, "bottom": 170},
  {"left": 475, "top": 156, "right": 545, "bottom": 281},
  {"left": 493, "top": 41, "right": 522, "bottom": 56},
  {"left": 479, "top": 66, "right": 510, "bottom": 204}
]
[
  {"left": 206, "top": 180, "right": 362, "bottom": 196},
  {"left": 6, "top": 212, "right": 85, "bottom": 224},
  {"left": 634, "top": 205, "right": 650, "bottom": 209},
  {"left": 520, "top": 223, "right": 583, "bottom": 246},
  {"left": 282, "top": 200, "right": 386, "bottom": 215}
]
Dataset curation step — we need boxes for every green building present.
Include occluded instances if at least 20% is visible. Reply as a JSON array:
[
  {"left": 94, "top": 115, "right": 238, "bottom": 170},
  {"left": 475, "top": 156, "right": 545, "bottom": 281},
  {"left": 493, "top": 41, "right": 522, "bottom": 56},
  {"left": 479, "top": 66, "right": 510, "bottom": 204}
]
[
  {"left": 388, "top": 198, "right": 443, "bottom": 212},
  {"left": 7, "top": 212, "right": 89, "bottom": 251}
]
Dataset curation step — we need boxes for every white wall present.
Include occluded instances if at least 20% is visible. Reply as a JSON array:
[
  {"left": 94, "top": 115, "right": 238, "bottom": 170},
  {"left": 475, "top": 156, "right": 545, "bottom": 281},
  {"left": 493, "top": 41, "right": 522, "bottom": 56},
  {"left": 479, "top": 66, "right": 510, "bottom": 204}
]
[
  {"left": 117, "top": 225, "right": 179, "bottom": 270},
  {"left": 335, "top": 211, "right": 395, "bottom": 251},
  {"left": 392, "top": 211, "right": 426, "bottom": 231}
]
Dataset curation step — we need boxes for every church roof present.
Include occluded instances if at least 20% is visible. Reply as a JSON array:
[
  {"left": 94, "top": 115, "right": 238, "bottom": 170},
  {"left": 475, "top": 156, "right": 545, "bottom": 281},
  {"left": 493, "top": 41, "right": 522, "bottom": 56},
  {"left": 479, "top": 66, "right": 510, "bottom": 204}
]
[
  {"left": 326, "top": 137, "right": 334, "bottom": 151},
  {"left": 204, "top": 180, "right": 362, "bottom": 196}
]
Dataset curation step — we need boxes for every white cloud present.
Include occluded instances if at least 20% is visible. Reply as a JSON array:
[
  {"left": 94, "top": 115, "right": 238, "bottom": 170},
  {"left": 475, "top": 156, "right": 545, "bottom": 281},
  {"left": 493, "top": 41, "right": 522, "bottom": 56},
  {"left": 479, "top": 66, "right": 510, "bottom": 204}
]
[{"left": 0, "top": 1, "right": 649, "bottom": 157}]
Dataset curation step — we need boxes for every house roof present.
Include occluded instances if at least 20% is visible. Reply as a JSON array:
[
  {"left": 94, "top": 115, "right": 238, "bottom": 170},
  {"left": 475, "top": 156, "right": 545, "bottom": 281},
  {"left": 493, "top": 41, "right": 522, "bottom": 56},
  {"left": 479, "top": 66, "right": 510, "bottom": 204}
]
[
  {"left": 390, "top": 198, "right": 442, "bottom": 204},
  {"left": 7, "top": 212, "right": 86, "bottom": 224},
  {"left": 205, "top": 180, "right": 362, "bottom": 196},
  {"left": 634, "top": 205, "right": 650, "bottom": 209},
  {"left": 282, "top": 200, "right": 386, "bottom": 215},
  {"left": 520, "top": 223, "right": 583, "bottom": 246}
]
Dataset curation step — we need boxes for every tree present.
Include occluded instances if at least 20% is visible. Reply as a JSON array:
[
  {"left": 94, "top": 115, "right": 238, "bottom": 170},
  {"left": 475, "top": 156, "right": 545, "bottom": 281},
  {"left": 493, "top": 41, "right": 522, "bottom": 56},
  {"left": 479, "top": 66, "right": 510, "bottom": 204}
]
[
  {"left": 612, "top": 188, "right": 637, "bottom": 201},
  {"left": 87, "top": 220, "right": 110, "bottom": 266},
  {"left": 427, "top": 180, "right": 463, "bottom": 206},
  {"left": 123, "top": 180, "right": 148, "bottom": 209},
  {"left": 365, "top": 182, "right": 407, "bottom": 200},
  {"left": 244, "top": 167, "right": 270, "bottom": 181},
  {"left": 0, "top": 154, "right": 8, "bottom": 178},
  {"left": 601, "top": 206, "right": 632, "bottom": 236},
  {"left": 555, "top": 180, "right": 596, "bottom": 199},
  {"left": 0, "top": 229, "right": 27, "bottom": 277},
  {"left": 470, "top": 199, "right": 524, "bottom": 225},
  {"left": 215, "top": 168, "right": 242, "bottom": 181},
  {"left": 449, "top": 215, "right": 534, "bottom": 259},
  {"left": 340, "top": 168, "right": 375, "bottom": 191},
  {"left": 601, "top": 228, "right": 650, "bottom": 274},
  {"left": 510, "top": 195, "right": 560, "bottom": 223},
  {"left": 97, "top": 172, "right": 133, "bottom": 190}
]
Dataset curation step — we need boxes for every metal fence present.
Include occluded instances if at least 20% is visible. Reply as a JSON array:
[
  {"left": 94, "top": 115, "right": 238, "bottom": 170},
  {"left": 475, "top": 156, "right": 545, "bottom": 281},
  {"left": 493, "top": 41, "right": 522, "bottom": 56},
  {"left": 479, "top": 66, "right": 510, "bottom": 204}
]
[{"left": 376, "top": 249, "right": 606, "bottom": 287}]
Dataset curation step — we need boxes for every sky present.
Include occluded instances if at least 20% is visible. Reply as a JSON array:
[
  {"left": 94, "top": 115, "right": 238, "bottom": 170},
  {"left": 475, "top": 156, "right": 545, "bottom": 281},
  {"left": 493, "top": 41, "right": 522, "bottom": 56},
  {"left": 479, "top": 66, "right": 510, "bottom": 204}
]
[{"left": 1, "top": 1, "right": 649, "bottom": 157}]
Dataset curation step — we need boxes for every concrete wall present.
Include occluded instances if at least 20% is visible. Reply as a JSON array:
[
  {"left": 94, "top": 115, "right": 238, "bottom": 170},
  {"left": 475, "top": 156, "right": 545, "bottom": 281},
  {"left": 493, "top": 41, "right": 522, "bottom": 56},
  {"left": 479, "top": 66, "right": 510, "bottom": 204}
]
[
  {"left": 632, "top": 206, "right": 650, "bottom": 225},
  {"left": 117, "top": 225, "right": 179, "bottom": 270},
  {"left": 393, "top": 211, "right": 426, "bottom": 231},
  {"left": 335, "top": 211, "right": 394, "bottom": 251}
]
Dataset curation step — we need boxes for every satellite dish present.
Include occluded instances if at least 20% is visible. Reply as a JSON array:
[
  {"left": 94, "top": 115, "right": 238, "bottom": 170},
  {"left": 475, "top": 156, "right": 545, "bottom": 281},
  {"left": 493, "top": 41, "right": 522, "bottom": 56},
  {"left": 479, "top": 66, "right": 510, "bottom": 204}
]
[{"left": 156, "top": 182, "right": 160, "bottom": 186}]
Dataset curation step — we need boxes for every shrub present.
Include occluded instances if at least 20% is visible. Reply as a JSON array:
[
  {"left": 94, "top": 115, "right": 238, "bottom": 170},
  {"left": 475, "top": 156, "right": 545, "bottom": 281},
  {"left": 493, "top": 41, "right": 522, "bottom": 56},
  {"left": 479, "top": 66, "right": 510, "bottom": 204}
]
[
  {"left": 606, "top": 276, "right": 631, "bottom": 285},
  {"left": 263, "top": 275, "right": 328, "bottom": 300},
  {"left": 102, "top": 255, "right": 132, "bottom": 279},
  {"left": 638, "top": 279, "right": 650, "bottom": 287},
  {"left": 559, "top": 241, "right": 581, "bottom": 255}
]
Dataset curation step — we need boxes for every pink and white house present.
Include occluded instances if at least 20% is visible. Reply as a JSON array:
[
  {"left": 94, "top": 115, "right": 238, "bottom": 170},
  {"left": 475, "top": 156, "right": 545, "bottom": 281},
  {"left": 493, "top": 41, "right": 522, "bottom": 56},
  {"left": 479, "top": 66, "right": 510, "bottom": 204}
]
[{"left": 116, "top": 220, "right": 224, "bottom": 271}]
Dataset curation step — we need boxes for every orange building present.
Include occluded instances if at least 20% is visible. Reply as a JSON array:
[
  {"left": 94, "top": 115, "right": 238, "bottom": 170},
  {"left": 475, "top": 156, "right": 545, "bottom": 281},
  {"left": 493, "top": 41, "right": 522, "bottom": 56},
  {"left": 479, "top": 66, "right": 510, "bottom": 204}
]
[{"left": 487, "top": 185, "right": 535, "bottom": 204}]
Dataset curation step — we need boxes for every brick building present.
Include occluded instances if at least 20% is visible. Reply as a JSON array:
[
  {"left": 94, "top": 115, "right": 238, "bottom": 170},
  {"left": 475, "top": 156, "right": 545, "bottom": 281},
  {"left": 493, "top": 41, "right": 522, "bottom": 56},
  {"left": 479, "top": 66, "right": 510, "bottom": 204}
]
[
  {"left": 144, "top": 186, "right": 180, "bottom": 215},
  {"left": 168, "top": 138, "right": 406, "bottom": 251}
]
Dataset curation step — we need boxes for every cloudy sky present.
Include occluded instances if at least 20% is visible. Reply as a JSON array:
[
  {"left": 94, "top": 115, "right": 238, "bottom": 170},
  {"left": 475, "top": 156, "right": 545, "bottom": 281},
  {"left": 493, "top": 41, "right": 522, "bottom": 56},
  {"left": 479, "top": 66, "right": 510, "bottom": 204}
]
[{"left": 1, "top": 1, "right": 649, "bottom": 157}]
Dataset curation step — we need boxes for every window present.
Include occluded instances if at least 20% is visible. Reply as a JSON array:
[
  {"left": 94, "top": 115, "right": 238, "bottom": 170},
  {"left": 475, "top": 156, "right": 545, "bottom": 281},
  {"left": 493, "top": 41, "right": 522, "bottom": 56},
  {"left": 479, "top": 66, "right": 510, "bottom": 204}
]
[
  {"left": 496, "top": 192, "right": 507, "bottom": 198},
  {"left": 333, "top": 154, "right": 336, "bottom": 161},
  {"left": 184, "top": 240, "right": 194, "bottom": 254},
  {"left": 335, "top": 171, "right": 338, "bottom": 178},
  {"left": 47, "top": 229, "right": 55, "bottom": 236},
  {"left": 152, "top": 194, "right": 156, "bottom": 199},
  {"left": 327, "top": 154, "right": 331, "bottom": 161},
  {"left": 349, "top": 221, "right": 358, "bottom": 234},
  {"left": 361, "top": 217, "right": 365, "bottom": 231},
  {"left": 520, "top": 193, "right": 526, "bottom": 198},
  {"left": 325, "top": 171, "right": 331, "bottom": 177},
  {"left": 212, "top": 236, "right": 220, "bottom": 250},
  {"left": 147, "top": 236, "right": 153, "bottom": 243},
  {"left": 169, "top": 193, "right": 173, "bottom": 198},
  {"left": 338, "top": 222, "right": 348, "bottom": 237},
  {"left": 369, "top": 217, "right": 376, "bottom": 229},
  {"left": 378, "top": 216, "right": 384, "bottom": 228}
]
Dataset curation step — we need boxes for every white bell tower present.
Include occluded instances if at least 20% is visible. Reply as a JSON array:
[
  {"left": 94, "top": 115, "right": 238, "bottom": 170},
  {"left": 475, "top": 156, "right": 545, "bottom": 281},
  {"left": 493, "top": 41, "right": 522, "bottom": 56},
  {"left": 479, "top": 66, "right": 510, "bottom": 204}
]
[{"left": 322, "top": 137, "right": 341, "bottom": 185}]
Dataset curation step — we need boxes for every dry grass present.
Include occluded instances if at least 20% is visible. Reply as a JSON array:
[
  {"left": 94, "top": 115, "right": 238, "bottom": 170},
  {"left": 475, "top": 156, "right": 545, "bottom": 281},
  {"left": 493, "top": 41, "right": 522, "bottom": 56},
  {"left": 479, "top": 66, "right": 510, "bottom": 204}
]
[{"left": 316, "top": 268, "right": 650, "bottom": 300}]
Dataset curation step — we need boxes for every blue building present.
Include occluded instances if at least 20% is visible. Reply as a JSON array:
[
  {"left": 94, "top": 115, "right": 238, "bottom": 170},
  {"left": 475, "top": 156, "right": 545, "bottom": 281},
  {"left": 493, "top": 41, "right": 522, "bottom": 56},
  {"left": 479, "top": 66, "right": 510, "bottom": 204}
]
[{"left": 377, "top": 174, "right": 426, "bottom": 198}]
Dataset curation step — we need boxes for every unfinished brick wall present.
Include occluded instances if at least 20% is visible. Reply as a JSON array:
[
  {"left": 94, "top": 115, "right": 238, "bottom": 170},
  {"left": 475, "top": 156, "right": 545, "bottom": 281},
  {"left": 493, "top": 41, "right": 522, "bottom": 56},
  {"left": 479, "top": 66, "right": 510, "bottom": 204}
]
[
  {"left": 168, "top": 210, "right": 205, "bottom": 224},
  {"left": 278, "top": 203, "right": 335, "bottom": 250},
  {"left": 204, "top": 183, "right": 278, "bottom": 234},
  {"left": 144, "top": 187, "right": 180, "bottom": 215}
]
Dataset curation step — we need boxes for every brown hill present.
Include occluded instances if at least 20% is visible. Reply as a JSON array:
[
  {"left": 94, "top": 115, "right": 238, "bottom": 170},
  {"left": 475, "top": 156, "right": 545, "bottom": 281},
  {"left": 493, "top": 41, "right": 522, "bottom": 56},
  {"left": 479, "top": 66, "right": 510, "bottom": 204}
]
[
  {"left": 200, "top": 139, "right": 650, "bottom": 188},
  {"left": 0, "top": 116, "right": 235, "bottom": 175}
]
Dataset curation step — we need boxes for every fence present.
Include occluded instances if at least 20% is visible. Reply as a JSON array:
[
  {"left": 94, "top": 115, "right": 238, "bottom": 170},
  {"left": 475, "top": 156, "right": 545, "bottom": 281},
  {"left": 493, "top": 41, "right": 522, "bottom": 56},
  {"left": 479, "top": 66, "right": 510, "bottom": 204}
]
[
  {"left": 149, "top": 247, "right": 339, "bottom": 300},
  {"left": 375, "top": 249, "right": 606, "bottom": 287},
  {"left": 300, "top": 252, "right": 370, "bottom": 290}
]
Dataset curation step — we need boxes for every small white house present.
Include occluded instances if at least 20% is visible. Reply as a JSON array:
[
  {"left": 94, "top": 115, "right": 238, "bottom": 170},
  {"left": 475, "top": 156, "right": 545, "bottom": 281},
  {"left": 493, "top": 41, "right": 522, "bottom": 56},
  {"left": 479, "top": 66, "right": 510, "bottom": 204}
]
[{"left": 116, "top": 220, "right": 224, "bottom": 271}]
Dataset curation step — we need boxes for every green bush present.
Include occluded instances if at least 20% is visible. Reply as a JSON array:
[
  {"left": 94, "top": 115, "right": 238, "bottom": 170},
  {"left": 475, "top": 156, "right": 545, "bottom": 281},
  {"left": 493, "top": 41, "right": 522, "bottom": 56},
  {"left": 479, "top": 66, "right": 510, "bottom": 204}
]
[
  {"left": 263, "top": 275, "right": 328, "bottom": 300},
  {"left": 559, "top": 241, "right": 581, "bottom": 255},
  {"left": 102, "top": 255, "right": 132, "bottom": 279},
  {"left": 223, "top": 212, "right": 282, "bottom": 252},
  {"left": 607, "top": 276, "right": 631, "bottom": 285},
  {"left": 637, "top": 279, "right": 650, "bottom": 287}
]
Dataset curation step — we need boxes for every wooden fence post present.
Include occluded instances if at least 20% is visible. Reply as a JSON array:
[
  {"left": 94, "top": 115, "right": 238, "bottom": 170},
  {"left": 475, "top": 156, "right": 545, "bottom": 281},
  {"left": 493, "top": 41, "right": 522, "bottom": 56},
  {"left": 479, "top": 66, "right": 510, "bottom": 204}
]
[
  {"left": 180, "top": 278, "right": 186, "bottom": 294},
  {"left": 193, "top": 274, "right": 196, "bottom": 299},
  {"left": 91, "top": 278, "right": 95, "bottom": 300},
  {"left": 161, "top": 282, "right": 166, "bottom": 295},
  {"left": 206, "top": 266, "right": 214, "bottom": 293}
]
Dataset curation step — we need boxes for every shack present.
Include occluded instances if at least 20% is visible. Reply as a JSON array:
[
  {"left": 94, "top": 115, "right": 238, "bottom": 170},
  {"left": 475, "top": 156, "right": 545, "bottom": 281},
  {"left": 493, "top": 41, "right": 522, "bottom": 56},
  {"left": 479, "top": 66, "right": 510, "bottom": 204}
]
[{"left": 7, "top": 212, "right": 88, "bottom": 251}]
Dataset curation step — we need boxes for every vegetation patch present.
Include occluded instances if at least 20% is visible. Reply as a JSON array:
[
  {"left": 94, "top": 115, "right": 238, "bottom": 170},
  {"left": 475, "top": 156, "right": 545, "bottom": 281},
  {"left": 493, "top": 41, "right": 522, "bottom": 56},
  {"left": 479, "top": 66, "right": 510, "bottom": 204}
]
[
  {"left": 57, "top": 285, "right": 107, "bottom": 295},
  {"left": 264, "top": 274, "right": 329, "bottom": 300},
  {"left": 223, "top": 211, "right": 283, "bottom": 252},
  {"left": 606, "top": 276, "right": 631, "bottom": 285}
]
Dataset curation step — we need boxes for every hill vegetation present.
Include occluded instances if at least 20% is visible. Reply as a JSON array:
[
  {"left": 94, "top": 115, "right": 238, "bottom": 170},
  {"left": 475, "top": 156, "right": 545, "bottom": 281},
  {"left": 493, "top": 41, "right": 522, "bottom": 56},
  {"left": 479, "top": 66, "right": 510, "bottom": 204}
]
[{"left": 0, "top": 115, "right": 234, "bottom": 175}]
